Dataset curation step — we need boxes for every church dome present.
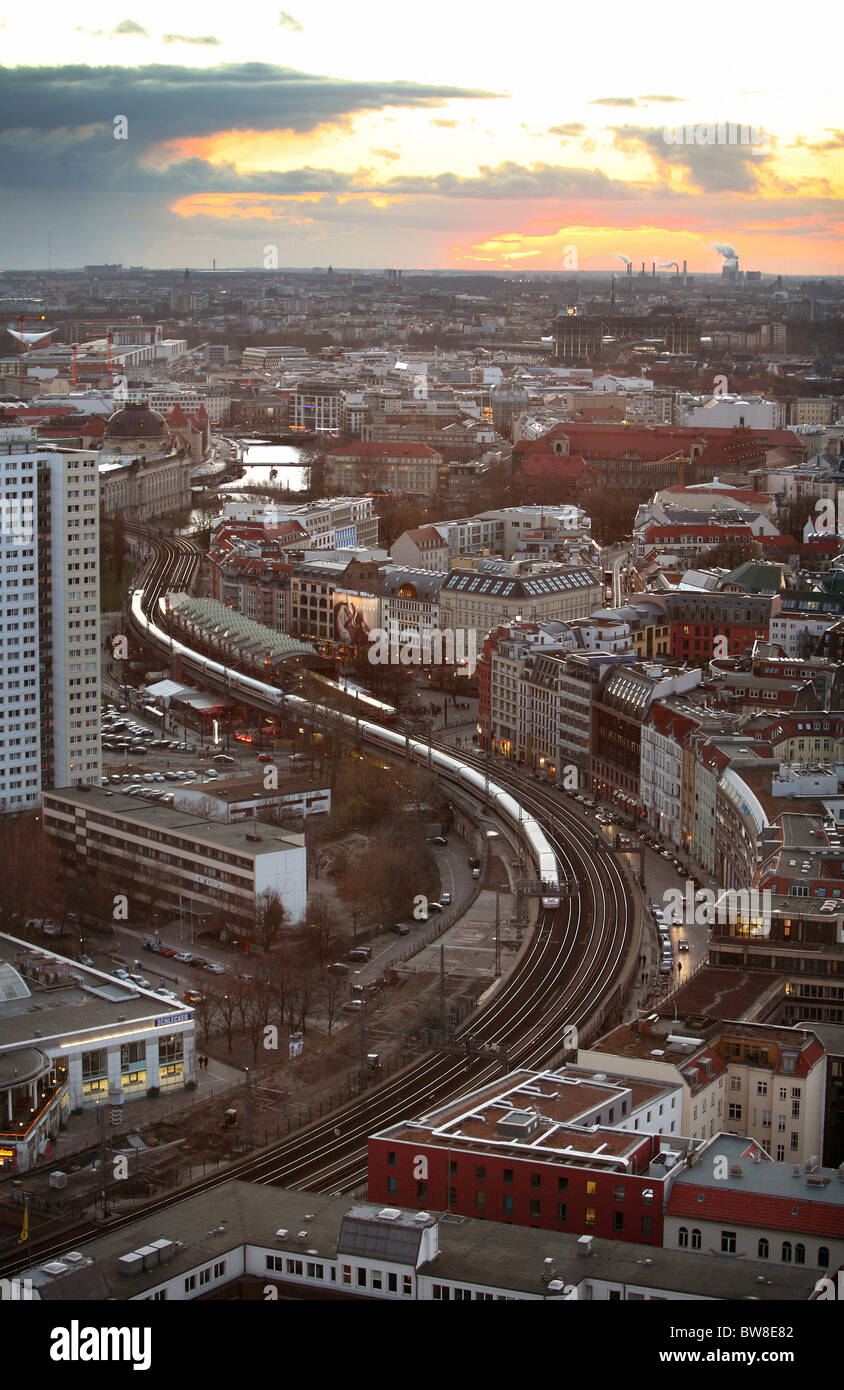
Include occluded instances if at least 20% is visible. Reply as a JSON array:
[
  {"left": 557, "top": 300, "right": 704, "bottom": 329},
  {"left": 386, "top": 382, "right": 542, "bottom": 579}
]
[{"left": 104, "top": 401, "right": 169, "bottom": 442}]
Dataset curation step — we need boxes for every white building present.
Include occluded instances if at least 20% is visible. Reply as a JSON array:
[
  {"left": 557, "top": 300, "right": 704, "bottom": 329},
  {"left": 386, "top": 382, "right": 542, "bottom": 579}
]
[
  {"left": 0, "top": 429, "right": 101, "bottom": 811},
  {"left": 0, "top": 934, "right": 196, "bottom": 1168},
  {"left": 43, "top": 786, "right": 307, "bottom": 929}
]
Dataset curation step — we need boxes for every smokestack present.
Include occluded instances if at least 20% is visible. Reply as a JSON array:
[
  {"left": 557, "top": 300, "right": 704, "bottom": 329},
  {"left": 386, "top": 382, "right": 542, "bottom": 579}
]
[
  {"left": 641, "top": 261, "right": 645, "bottom": 275},
  {"left": 682, "top": 259, "right": 687, "bottom": 286},
  {"left": 652, "top": 262, "right": 656, "bottom": 278}
]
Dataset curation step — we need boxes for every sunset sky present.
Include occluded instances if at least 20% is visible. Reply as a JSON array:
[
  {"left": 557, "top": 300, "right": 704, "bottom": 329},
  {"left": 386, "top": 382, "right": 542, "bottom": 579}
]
[{"left": 0, "top": 1, "right": 841, "bottom": 273}]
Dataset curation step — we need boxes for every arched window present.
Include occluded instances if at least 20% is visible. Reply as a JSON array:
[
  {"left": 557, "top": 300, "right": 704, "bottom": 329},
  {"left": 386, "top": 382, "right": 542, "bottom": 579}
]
[
  {"left": 678, "top": 1227, "right": 689, "bottom": 1248},
  {"left": 757, "top": 1237, "right": 769, "bottom": 1259},
  {"left": 818, "top": 1247, "right": 830, "bottom": 1269},
  {"left": 795, "top": 1244, "right": 805, "bottom": 1265},
  {"left": 782, "top": 1241, "right": 792, "bottom": 1263},
  {"left": 691, "top": 1228, "right": 702, "bottom": 1251}
]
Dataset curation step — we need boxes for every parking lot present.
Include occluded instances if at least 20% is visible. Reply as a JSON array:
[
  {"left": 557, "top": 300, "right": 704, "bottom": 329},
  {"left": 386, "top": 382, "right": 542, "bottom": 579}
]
[{"left": 98, "top": 699, "right": 301, "bottom": 805}]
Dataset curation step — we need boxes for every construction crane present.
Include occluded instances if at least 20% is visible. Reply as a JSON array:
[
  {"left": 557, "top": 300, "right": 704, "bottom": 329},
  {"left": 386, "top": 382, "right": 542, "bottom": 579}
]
[{"left": 6, "top": 315, "right": 52, "bottom": 396}]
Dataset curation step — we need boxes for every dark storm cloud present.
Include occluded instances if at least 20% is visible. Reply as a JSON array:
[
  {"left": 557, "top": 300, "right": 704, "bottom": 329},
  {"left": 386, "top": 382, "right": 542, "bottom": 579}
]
[
  {"left": 611, "top": 123, "right": 771, "bottom": 193},
  {"left": 0, "top": 64, "right": 499, "bottom": 146}
]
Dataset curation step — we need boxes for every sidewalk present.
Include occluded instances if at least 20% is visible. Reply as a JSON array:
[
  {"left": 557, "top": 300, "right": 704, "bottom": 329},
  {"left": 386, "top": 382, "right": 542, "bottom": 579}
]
[{"left": 48, "top": 1055, "right": 246, "bottom": 1163}]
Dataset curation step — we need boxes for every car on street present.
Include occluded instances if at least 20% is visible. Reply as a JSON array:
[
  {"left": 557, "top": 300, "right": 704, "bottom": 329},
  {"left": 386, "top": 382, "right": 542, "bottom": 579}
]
[
  {"left": 348, "top": 947, "right": 371, "bottom": 962},
  {"left": 79, "top": 955, "right": 94, "bottom": 967},
  {"left": 472, "top": 867, "right": 481, "bottom": 879},
  {"left": 678, "top": 939, "right": 690, "bottom": 951},
  {"left": 173, "top": 951, "right": 193, "bottom": 963},
  {"left": 441, "top": 892, "right": 452, "bottom": 905},
  {"left": 114, "top": 968, "right": 130, "bottom": 980},
  {"left": 203, "top": 961, "right": 227, "bottom": 974},
  {"left": 429, "top": 835, "right": 447, "bottom": 846},
  {"left": 257, "top": 753, "right": 274, "bottom": 763},
  {"left": 391, "top": 923, "right": 411, "bottom": 935}
]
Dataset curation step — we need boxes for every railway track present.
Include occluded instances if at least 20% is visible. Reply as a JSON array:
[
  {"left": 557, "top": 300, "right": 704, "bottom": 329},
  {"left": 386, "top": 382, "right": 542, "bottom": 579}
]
[{"left": 0, "top": 534, "right": 637, "bottom": 1280}]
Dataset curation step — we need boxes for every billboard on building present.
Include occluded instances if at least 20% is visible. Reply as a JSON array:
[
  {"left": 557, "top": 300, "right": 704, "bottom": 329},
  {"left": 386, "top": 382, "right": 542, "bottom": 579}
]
[{"left": 332, "top": 591, "right": 379, "bottom": 647}]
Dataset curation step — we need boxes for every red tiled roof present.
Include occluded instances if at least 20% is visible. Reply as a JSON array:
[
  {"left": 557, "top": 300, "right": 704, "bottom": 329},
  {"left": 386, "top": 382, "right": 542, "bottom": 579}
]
[{"left": 666, "top": 1184, "right": 844, "bottom": 1239}]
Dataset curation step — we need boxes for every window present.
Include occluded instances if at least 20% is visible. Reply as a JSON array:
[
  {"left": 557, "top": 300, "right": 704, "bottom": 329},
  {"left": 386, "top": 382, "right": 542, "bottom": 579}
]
[
  {"left": 678, "top": 1227, "right": 689, "bottom": 1248},
  {"left": 612, "top": 1212, "right": 624, "bottom": 1232},
  {"left": 387, "top": 1177, "right": 397, "bottom": 1196},
  {"left": 503, "top": 1169, "right": 513, "bottom": 1184},
  {"left": 387, "top": 1150, "right": 397, "bottom": 1166},
  {"left": 613, "top": 1185, "right": 625, "bottom": 1201},
  {"left": 371, "top": 1270, "right": 382, "bottom": 1290},
  {"left": 757, "top": 1082, "right": 768, "bottom": 1096},
  {"left": 818, "top": 1247, "right": 829, "bottom": 1269},
  {"left": 530, "top": 1200, "right": 541, "bottom": 1219},
  {"left": 782, "top": 1242, "right": 792, "bottom": 1263},
  {"left": 728, "top": 1104, "right": 742, "bottom": 1121},
  {"left": 356, "top": 1268, "right": 366, "bottom": 1288},
  {"left": 388, "top": 1273, "right": 398, "bottom": 1292},
  {"left": 691, "top": 1229, "right": 701, "bottom": 1251},
  {"left": 530, "top": 1172, "right": 541, "bottom": 1188},
  {"left": 449, "top": 1159, "right": 458, "bottom": 1176},
  {"left": 214, "top": 1262, "right": 225, "bottom": 1278},
  {"left": 286, "top": 1259, "right": 303, "bottom": 1276},
  {"left": 475, "top": 1190, "right": 486, "bottom": 1211},
  {"left": 794, "top": 1244, "right": 805, "bottom": 1266},
  {"left": 721, "top": 1231, "right": 737, "bottom": 1254},
  {"left": 342, "top": 1265, "right": 352, "bottom": 1286},
  {"left": 792, "top": 1099, "right": 800, "bottom": 1118},
  {"left": 586, "top": 1208, "right": 596, "bottom": 1226},
  {"left": 790, "top": 1132, "right": 799, "bottom": 1151},
  {"left": 448, "top": 1186, "right": 457, "bottom": 1208},
  {"left": 557, "top": 1204, "right": 567, "bottom": 1223},
  {"left": 403, "top": 1276, "right": 412, "bottom": 1296},
  {"left": 641, "top": 1216, "right": 652, "bottom": 1237},
  {"left": 558, "top": 1177, "right": 568, "bottom": 1192},
  {"left": 502, "top": 1195, "right": 513, "bottom": 1214},
  {"left": 417, "top": 1181, "right": 427, "bottom": 1201},
  {"left": 475, "top": 1164, "right": 486, "bottom": 1180},
  {"left": 184, "top": 1275, "right": 196, "bottom": 1292}
]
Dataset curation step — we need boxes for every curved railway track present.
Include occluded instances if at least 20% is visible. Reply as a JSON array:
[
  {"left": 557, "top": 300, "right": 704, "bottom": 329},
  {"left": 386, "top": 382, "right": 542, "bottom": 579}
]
[{"left": 0, "top": 533, "right": 638, "bottom": 1279}]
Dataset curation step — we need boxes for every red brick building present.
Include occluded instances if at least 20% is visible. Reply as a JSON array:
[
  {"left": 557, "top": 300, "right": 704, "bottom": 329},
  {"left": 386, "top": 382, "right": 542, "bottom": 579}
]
[{"left": 368, "top": 1069, "right": 692, "bottom": 1247}]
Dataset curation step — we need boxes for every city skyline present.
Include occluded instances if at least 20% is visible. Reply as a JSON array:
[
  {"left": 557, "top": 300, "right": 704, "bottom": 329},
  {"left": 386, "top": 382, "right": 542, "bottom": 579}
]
[{"left": 0, "top": 0, "right": 842, "bottom": 275}]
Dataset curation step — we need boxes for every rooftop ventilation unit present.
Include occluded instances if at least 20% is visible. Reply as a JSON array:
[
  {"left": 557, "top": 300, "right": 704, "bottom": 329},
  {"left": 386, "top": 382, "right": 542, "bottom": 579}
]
[
  {"left": 497, "top": 1109, "right": 540, "bottom": 1140},
  {"left": 376, "top": 1207, "right": 402, "bottom": 1221},
  {"left": 41, "top": 1261, "right": 68, "bottom": 1277},
  {"left": 118, "top": 1252, "right": 144, "bottom": 1277},
  {"left": 576, "top": 1235, "right": 593, "bottom": 1257},
  {"left": 150, "top": 1238, "right": 175, "bottom": 1263}
]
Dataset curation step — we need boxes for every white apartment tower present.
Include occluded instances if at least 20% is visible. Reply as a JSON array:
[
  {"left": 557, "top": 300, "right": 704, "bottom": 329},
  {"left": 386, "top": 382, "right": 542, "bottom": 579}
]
[{"left": 0, "top": 428, "right": 101, "bottom": 810}]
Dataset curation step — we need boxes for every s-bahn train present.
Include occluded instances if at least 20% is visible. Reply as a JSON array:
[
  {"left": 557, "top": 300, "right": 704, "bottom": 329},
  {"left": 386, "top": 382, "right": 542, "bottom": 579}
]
[{"left": 130, "top": 589, "right": 561, "bottom": 907}]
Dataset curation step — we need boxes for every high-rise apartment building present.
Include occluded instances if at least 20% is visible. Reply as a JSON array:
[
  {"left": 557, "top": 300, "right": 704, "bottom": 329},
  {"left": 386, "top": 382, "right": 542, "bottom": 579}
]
[{"left": 0, "top": 427, "right": 100, "bottom": 810}]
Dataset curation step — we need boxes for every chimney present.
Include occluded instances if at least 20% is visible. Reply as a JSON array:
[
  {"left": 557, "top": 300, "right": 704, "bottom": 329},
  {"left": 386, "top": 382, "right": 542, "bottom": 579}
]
[{"left": 652, "top": 262, "right": 656, "bottom": 278}]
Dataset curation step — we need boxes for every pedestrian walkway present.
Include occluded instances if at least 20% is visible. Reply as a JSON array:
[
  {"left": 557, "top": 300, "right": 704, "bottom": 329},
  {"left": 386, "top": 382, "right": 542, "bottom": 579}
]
[{"left": 47, "top": 1055, "right": 246, "bottom": 1163}]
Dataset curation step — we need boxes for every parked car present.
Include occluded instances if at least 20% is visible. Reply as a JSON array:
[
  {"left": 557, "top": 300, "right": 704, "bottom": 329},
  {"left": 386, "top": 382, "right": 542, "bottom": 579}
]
[
  {"left": 391, "top": 923, "right": 411, "bottom": 935},
  {"left": 468, "top": 856, "right": 480, "bottom": 868},
  {"left": 348, "top": 947, "right": 372, "bottom": 962},
  {"left": 214, "top": 753, "right": 235, "bottom": 764},
  {"left": 472, "top": 867, "right": 481, "bottom": 879},
  {"left": 114, "top": 968, "right": 130, "bottom": 980},
  {"left": 429, "top": 835, "right": 447, "bottom": 846},
  {"left": 343, "top": 999, "right": 364, "bottom": 1012},
  {"left": 441, "top": 892, "right": 452, "bottom": 906},
  {"left": 427, "top": 902, "right": 443, "bottom": 914},
  {"left": 203, "top": 961, "right": 226, "bottom": 974},
  {"left": 257, "top": 753, "right": 274, "bottom": 763}
]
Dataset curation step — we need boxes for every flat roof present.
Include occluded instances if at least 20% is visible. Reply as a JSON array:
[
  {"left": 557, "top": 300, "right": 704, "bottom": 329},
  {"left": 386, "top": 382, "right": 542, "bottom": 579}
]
[
  {"left": 43, "top": 787, "right": 304, "bottom": 858},
  {"left": 0, "top": 934, "right": 191, "bottom": 1050},
  {"left": 20, "top": 1180, "right": 819, "bottom": 1301}
]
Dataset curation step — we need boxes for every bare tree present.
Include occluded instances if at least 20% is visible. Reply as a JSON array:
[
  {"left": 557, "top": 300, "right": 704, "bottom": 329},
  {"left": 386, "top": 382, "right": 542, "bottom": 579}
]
[
  {"left": 255, "top": 888, "right": 286, "bottom": 952},
  {"left": 323, "top": 974, "right": 343, "bottom": 1036}
]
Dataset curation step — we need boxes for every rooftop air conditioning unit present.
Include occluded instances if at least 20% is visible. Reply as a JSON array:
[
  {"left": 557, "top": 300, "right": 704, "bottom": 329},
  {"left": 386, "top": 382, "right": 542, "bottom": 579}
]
[
  {"left": 118, "top": 1252, "right": 144, "bottom": 1276},
  {"left": 577, "top": 1235, "right": 594, "bottom": 1257}
]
